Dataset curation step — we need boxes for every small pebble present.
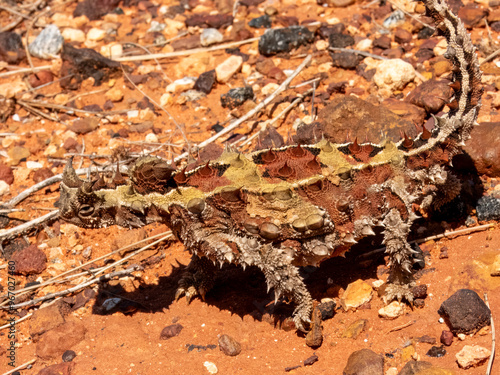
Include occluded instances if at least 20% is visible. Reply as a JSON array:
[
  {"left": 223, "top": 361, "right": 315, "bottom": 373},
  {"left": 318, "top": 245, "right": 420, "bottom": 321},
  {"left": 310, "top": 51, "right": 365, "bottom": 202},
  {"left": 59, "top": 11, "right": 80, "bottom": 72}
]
[
  {"left": 218, "top": 334, "right": 242, "bottom": 356},
  {"left": 160, "top": 324, "right": 183, "bottom": 340},
  {"left": 29, "top": 24, "right": 63, "bottom": 59},
  {"left": 440, "top": 330, "right": 454, "bottom": 346},
  {"left": 200, "top": 28, "right": 223, "bottom": 47},
  {"left": 378, "top": 301, "right": 404, "bottom": 319},
  {"left": 204, "top": 361, "right": 218, "bottom": 374},
  {"left": 216, "top": 55, "right": 243, "bottom": 83},
  {"left": 87, "top": 28, "right": 106, "bottom": 42},
  {"left": 426, "top": 345, "right": 446, "bottom": 358},
  {"left": 62, "top": 350, "right": 77, "bottom": 362},
  {"left": 62, "top": 28, "right": 85, "bottom": 43},
  {"left": 456, "top": 345, "right": 491, "bottom": 369}
]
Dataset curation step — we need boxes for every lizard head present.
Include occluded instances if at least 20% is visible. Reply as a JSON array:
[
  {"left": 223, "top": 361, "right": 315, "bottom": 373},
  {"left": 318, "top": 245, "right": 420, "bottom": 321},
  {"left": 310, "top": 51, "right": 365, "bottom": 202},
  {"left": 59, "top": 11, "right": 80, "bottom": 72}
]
[{"left": 55, "top": 159, "right": 123, "bottom": 229}]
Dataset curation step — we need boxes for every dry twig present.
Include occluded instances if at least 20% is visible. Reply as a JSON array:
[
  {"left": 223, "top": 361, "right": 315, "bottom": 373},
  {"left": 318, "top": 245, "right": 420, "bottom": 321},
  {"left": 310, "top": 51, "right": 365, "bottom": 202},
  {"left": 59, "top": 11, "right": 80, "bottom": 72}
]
[{"left": 484, "top": 293, "right": 496, "bottom": 375}]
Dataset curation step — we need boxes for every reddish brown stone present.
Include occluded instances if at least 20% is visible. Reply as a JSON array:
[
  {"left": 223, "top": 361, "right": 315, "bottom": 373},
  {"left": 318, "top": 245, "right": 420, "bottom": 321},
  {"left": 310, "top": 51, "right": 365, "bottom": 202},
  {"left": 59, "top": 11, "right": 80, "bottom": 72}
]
[
  {"left": 36, "top": 321, "right": 86, "bottom": 360},
  {"left": 37, "top": 362, "right": 74, "bottom": 375},
  {"left": 28, "top": 70, "right": 54, "bottom": 88},
  {"left": 405, "top": 79, "right": 452, "bottom": 113},
  {"left": 0, "top": 163, "right": 14, "bottom": 185},
  {"left": 33, "top": 168, "right": 55, "bottom": 184},
  {"left": 10, "top": 244, "right": 47, "bottom": 275},
  {"left": 458, "top": 3, "right": 488, "bottom": 28}
]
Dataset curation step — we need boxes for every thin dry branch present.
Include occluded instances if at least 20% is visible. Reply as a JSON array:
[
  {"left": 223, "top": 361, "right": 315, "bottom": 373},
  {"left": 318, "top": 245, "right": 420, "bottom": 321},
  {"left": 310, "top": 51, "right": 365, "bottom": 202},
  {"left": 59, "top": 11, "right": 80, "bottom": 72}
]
[
  {"left": 0, "top": 231, "right": 172, "bottom": 302},
  {"left": 0, "top": 210, "right": 58, "bottom": 242},
  {"left": 174, "top": 54, "right": 312, "bottom": 162},
  {"left": 114, "top": 37, "right": 260, "bottom": 62},
  {"left": 484, "top": 293, "right": 496, "bottom": 375},
  {"left": 3, "top": 359, "right": 37, "bottom": 375},
  {"left": 4, "top": 264, "right": 143, "bottom": 310},
  {"left": 0, "top": 64, "right": 52, "bottom": 78}
]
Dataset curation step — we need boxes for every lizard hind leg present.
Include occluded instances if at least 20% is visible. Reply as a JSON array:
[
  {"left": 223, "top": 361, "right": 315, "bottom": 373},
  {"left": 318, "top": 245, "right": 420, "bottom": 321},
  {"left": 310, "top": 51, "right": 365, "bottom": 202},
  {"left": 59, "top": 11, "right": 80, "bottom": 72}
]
[
  {"left": 175, "top": 254, "right": 217, "bottom": 303},
  {"left": 259, "top": 244, "right": 313, "bottom": 332},
  {"left": 382, "top": 208, "right": 418, "bottom": 304}
]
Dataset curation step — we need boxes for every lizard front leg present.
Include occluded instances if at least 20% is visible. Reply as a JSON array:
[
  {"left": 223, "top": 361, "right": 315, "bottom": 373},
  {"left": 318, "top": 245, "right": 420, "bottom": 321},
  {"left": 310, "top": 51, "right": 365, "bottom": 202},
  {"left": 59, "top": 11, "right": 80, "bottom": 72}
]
[
  {"left": 259, "top": 244, "right": 313, "bottom": 332},
  {"left": 175, "top": 254, "right": 217, "bottom": 302},
  {"left": 382, "top": 208, "right": 417, "bottom": 303}
]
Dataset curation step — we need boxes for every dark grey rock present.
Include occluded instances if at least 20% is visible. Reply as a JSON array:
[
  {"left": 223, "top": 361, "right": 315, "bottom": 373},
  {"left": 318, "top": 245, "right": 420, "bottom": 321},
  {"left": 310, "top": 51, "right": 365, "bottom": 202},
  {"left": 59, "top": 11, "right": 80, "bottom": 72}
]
[
  {"left": 0, "top": 31, "right": 25, "bottom": 63},
  {"left": 220, "top": 86, "right": 254, "bottom": 109},
  {"left": 426, "top": 345, "right": 446, "bottom": 357},
  {"left": 343, "top": 349, "right": 383, "bottom": 375},
  {"left": 258, "top": 26, "right": 314, "bottom": 56},
  {"left": 194, "top": 70, "right": 216, "bottom": 94},
  {"left": 62, "top": 349, "right": 77, "bottom": 362},
  {"left": 317, "top": 300, "right": 336, "bottom": 321},
  {"left": 249, "top": 14, "right": 271, "bottom": 28},
  {"left": 438, "top": 289, "right": 491, "bottom": 334},
  {"left": 330, "top": 51, "right": 362, "bottom": 69},
  {"left": 328, "top": 33, "right": 354, "bottom": 48},
  {"left": 476, "top": 196, "right": 500, "bottom": 221}
]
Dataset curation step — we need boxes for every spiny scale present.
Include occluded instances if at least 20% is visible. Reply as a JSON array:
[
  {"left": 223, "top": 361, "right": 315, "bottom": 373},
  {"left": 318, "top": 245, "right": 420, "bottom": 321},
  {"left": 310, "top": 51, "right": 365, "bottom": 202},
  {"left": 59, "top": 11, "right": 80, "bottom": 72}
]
[{"left": 56, "top": 0, "right": 481, "bottom": 333}]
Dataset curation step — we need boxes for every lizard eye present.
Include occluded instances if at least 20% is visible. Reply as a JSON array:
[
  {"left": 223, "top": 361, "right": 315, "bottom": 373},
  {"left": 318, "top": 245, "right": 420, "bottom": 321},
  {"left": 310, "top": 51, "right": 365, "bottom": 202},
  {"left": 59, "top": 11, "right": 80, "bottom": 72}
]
[{"left": 79, "top": 204, "right": 95, "bottom": 217}]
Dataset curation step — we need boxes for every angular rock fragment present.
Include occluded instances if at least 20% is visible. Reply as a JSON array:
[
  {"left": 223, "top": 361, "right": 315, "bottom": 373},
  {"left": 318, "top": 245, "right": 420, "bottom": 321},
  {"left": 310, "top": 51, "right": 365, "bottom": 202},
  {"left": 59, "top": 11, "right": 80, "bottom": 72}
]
[
  {"left": 258, "top": 26, "right": 314, "bottom": 56},
  {"left": 0, "top": 31, "right": 25, "bottom": 63},
  {"left": 60, "top": 44, "right": 121, "bottom": 89},
  {"left": 220, "top": 86, "right": 254, "bottom": 109},
  {"left": 29, "top": 25, "right": 64, "bottom": 59},
  {"left": 438, "top": 289, "right": 491, "bottom": 334}
]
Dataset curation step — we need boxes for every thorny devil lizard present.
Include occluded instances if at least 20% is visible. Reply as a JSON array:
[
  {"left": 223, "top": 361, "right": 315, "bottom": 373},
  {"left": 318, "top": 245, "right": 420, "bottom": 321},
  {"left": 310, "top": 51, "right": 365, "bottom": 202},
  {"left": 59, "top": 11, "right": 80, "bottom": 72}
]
[{"left": 56, "top": 0, "right": 482, "bottom": 332}]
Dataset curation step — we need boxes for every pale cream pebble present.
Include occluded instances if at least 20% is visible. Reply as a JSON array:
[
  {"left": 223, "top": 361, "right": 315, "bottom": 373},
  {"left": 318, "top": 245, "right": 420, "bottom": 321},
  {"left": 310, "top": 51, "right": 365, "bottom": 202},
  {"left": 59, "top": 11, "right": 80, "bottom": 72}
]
[
  {"left": 108, "top": 138, "right": 123, "bottom": 150},
  {"left": 241, "top": 63, "right": 252, "bottom": 76},
  {"left": 73, "top": 15, "right": 89, "bottom": 28},
  {"left": 87, "top": 27, "right": 106, "bottom": 42},
  {"left": 355, "top": 39, "right": 372, "bottom": 51},
  {"left": 100, "top": 43, "right": 123, "bottom": 59},
  {"left": 2, "top": 136, "right": 20, "bottom": 148},
  {"left": 456, "top": 345, "right": 491, "bottom": 369},
  {"left": 318, "top": 62, "right": 332, "bottom": 73},
  {"left": 43, "top": 144, "right": 59, "bottom": 156},
  {"left": 13, "top": 167, "right": 31, "bottom": 182},
  {"left": 215, "top": 55, "right": 243, "bottom": 83},
  {"left": 261, "top": 82, "right": 279, "bottom": 96},
  {"left": 105, "top": 87, "right": 124, "bottom": 102},
  {"left": 136, "top": 65, "right": 156, "bottom": 75},
  {"left": 160, "top": 93, "right": 174, "bottom": 107},
  {"left": 164, "top": 19, "right": 185, "bottom": 35},
  {"left": 61, "top": 28, "right": 85, "bottom": 43},
  {"left": 61, "top": 130, "right": 78, "bottom": 141},
  {"left": 0, "top": 81, "right": 27, "bottom": 98},
  {"left": 51, "top": 13, "right": 74, "bottom": 28},
  {"left": 145, "top": 133, "right": 159, "bottom": 143},
  {"left": 326, "top": 17, "right": 341, "bottom": 25},
  {"left": 315, "top": 39, "right": 329, "bottom": 51},
  {"left": 139, "top": 108, "right": 156, "bottom": 121},
  {"left": 0, "top": 181, "right": 10, "bottom": 196},
  {"left": 373, "top": 58, "right": 416, "bottom": 92},
  {"left": 50, "top": 58, "right": 62, "bottom": 75},
  {"left": 378, "top": 301, "right": 405, "bottom": 319},
  {"left": 166, "top": 77, "right": 196, "bottom": 93},
  {"left": 433, "top": 38, "right": 448, "bottom": 56}
]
